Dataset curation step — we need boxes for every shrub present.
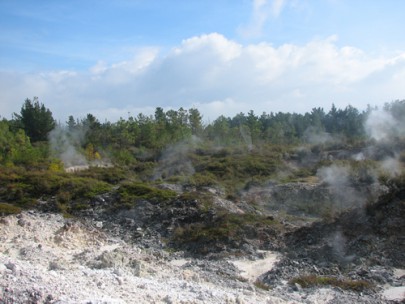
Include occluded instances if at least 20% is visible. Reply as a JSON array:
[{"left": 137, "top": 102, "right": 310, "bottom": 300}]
[
  {"left": 189, "top": 172, "right": 218, "bottom": 188},
  {"left": 172, "top": 211, "right": 279, "bottom": 248},
  {"left": 0, "top": 202, "right": 22, "bottom": 215},
  {"left": 117, "top": 182, "right": 177, "bottom": 207}
]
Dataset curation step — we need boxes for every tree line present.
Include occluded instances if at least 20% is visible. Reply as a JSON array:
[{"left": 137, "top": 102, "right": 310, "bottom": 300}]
[{"left": 1, "top": 97, "right": 404, "bottom": 167}]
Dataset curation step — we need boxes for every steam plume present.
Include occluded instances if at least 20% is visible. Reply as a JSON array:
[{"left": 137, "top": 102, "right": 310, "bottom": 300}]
[
  {"left": 48, "top": 125, "right": 88, "bottom": 169},
  {"left": 153, "top": 136, "right": 200, "bottom": 180}
]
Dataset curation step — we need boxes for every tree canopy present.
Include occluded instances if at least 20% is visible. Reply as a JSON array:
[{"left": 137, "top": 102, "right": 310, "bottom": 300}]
[
  {"left": 13, "top": 97, "right": 55, "bottom": 142},
  {"left": 3, "top": 97, "right": 405, "bottom": 168}
]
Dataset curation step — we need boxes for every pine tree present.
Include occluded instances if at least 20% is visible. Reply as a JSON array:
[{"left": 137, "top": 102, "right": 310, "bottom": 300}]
[{"left": 13, "top": 97, "right": 56, "bottom": 142}]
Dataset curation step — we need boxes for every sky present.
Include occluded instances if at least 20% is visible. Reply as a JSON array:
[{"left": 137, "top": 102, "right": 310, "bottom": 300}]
[{"left": 0, "top": 0, "right": 405, "bottom": 122}]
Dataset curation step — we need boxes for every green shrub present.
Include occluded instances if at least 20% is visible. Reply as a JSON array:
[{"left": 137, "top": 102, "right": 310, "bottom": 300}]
[
  {"left": 189, "top": 172, "right": 218, "bottom": 188},
  {"left": 117, "top": 182, "right": 177, "bottom": 207},
  {"left": 74, "top": 166, "right": 128, "bottom": 184},
  {"left": 0, "top": 168, "right": 113, "bottom": 206}
]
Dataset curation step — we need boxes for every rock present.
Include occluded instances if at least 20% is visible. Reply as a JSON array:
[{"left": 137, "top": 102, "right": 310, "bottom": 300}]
[
  {"left": 163, "top": 294, "right": 178, "bottom": 304},
  {"left": 17, "top": 218, "right": 27, "bottom": 227},
  {"left": 236, "top": 295, "right": 245, "bottom": 304},
  {"left": 49, "top": 261, "right": 65, "bottom": 271},
  {"left": 96, "top": 250, "right": 129, "bottom": 269},
  {"left": 131, "top": 260, "right": 145, "bottom": 277},
  {"left": 94, "top": 221, "right": 103, "bottom": 228},
  {"left": 44, "top": 294, "right": 54, "bottom": 304},
  {"left": 293, "top": 283, "right": 302, "bottom": 291},
  {"left": 5, "top": 262, "right": 17, "bottom": 273}
]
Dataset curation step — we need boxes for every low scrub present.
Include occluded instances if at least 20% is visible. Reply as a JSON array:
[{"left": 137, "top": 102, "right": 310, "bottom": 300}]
[
  {"left": 0, "top": 168, "right": 112, "bottom": 210},
  {"left": 0, "top": 202, "right": 22, "bottom": 215},
  {"left": 289, "top": 275, "right": 373, "bottom": 291},
  {"left": 172, "top": 211, "right": 280, "bottom": 251},
  {"left": 116, "top": 182, "right": 177, "bottom": 207}
]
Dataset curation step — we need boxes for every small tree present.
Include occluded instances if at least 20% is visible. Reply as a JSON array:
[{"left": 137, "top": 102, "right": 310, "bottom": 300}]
[{"left": 13, "top": 97, "right": 56, "bottom": 142}]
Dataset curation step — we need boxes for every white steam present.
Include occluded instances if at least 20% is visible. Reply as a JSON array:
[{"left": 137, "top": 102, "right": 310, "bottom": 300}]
[
  {"left": 303, "top": 127, "right": 335, "bottom": 145},
  {"left": 380, "top": 155, "right": 402, "bottom": 177},
  {"left": 364, "top": 109, "right": 404, "bottom": 142},
  {"left": 239, "top": 125, "right": 253, "bottom": 151},
  {"left": 317, "top": 165, "right": 350, "bottom": 188},
  {"left": 364, "top": 108, "right": 404, "bottom": 176},
  {"left": 316, "top": 165, "right": 364, "bottom": 209},
  {"left": 48, "top": 125, "right": 88, "bottom": 169},
  {"left": 153, "top": 136, "right": 200, "bottom": 180}
]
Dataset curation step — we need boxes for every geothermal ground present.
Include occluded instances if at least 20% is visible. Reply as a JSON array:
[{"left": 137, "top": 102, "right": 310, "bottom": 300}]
[{"left": 0, "top": 208, "right": 403, "bottom": 303}]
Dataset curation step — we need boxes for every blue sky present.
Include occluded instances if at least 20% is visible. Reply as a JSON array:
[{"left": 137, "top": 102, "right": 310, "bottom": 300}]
[{"left": 1, "top": 0, "right": 405, "bottom": 122}]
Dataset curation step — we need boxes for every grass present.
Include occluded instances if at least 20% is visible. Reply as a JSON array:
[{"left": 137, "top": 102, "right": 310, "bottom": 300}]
[{"left": 289, "top": 275, "right": 373, "bottom": 291}]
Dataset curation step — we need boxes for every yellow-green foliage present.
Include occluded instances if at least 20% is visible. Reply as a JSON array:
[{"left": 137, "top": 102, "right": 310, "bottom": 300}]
[
  {"left": 289, "top": 275, "right": 373, "bottom": 291},
  {"left": 48, "top": 159, "right": 64, "bottom": 172},
  {"left": 74, "top": 166, "right": 128, "bottom": 184},
  {"left": 0, "top": 202, "right": 22, "bottom": 215}
]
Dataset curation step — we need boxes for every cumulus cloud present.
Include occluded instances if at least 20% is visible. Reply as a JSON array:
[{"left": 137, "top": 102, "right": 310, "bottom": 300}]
[{"left": 0, "top": 33, "right": 404, "bottom": 122}]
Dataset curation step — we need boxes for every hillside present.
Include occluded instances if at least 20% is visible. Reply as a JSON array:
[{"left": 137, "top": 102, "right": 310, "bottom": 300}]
[{"left": 1, "top": 101, "right": 405, "bottom": 303}]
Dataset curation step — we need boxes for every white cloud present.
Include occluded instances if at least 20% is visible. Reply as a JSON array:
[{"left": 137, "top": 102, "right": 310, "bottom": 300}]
[
  {"left": 1, "top": 33, "right": 404, "bottom": 123},
  {"left": 271, "top": 0, "right": 287, "bottom": 17},
  {"left": 175, "top": 33, "right": 242, "bottom": 62},
  {"left": 239, "top": 0, "right": 287, "bottom": 39}
]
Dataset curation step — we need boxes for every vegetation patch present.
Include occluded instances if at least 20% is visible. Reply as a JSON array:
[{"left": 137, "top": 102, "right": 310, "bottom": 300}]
[
  {"left": 172, "top": 211, "right": 280, "bottom": 251},
  {"left": 74, "top": 166, "right": 128, "bottom": 184},
  {"left": 254, "top": 280, "right": 271, "bottom": 291},
  {"left": 116, "top": 182, "right": 177, "bottom": 207},
  {"left": 0, "top": 202, "right": 22, "bottom": 215},
  {"left": 289, "top": 275, "right": 373, "bottom": 291},
  {"left": 177, "top": 191, "right": 215, "bottom": 211}
]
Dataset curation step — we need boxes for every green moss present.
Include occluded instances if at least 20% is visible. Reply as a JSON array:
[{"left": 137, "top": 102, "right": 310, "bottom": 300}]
[{"left": 0, "top": 202, "right": 22, "bottom": 215}]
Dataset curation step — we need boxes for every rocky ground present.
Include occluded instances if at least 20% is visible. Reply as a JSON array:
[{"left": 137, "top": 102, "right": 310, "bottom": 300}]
[
  {"left": 0, "top": 212, "right": 283, "bottom": 304},
  {"left": 0, "top": 181, "right": 404, "bottom": 303}
]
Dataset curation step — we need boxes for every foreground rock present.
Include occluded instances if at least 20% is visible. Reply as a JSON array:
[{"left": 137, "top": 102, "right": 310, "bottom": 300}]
[
  {"left": 1, "top": 210, "right": 402, "bottom": 303},
  {"left": 0, "top": 211, "right": 307, "bottom": 303}
]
